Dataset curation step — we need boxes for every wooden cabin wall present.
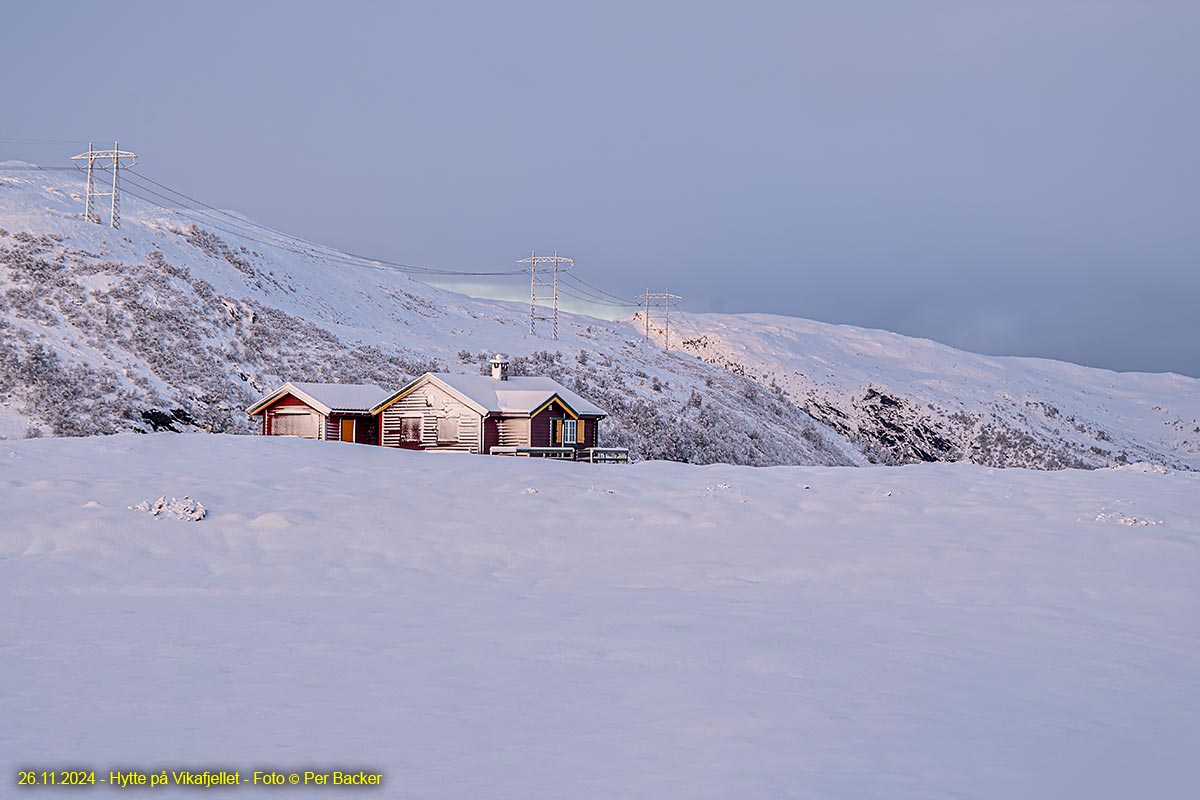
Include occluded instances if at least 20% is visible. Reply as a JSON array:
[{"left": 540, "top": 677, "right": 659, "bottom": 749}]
[
  {"left": 355, "top": 416, "right": 378, "bottom": 445},
  {"left": 264, "top": 394, "right": 323, "bottom": 439},
  {"left": 483, "top": 416, "right": 501, "bottom": 453},
  {"left": 320, "top": 414, "right": 379, "bottom": 444},
  {"left": 530, "top": 401, "right": 572, "bottom": 448},
  {"left": 380, "top": 382, "right": 483, "bottom": 453},
  {"left": 497, "top": 417, "right": 530, "bottom": 447},
  {"left": 529, "top": 402, "right": 601, "bottom": 454}
]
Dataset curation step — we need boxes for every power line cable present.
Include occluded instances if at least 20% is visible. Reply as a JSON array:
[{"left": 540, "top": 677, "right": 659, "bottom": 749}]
[
  {"left": 122, "top": 172, "right": 519, "bottom": 276},
  {"left": 560, "top": 274, "right": 639, "bottom": 308},
  {"left": 14, "top": 157, "right": 655, "bottom": 296},
  {"left": 120, "top": 185, "right": 507, "bottom": 280},
  {"left": 121, "top": 174, "right": 286, "bottom": 241},
  {"left": 116, "top": 172, "right": 521, "bottom": 277},
  {"left": 557, "top": 285, "right": 637, "bottom": 310},
  {"left": 564, "top": 272, "right": 638, "bottom": 305}
]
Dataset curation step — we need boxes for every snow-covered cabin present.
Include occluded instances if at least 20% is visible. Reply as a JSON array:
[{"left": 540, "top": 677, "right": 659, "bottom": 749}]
[
  {"left": 371, "top": 356, "right": 607, "bottom": 455},
  {"left": 247, "top": 382, "right": 389, "bottom": 444}
]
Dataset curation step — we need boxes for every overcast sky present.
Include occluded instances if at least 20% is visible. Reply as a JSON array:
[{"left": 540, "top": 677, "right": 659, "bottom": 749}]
[{"left": 4, "top": 2, "right": 1198, "bottom": 375}]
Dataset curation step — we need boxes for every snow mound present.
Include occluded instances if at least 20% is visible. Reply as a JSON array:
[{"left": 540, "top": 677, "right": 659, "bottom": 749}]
[{"left": 1114, "top": 462, "right": 1172, "bottom": 474}]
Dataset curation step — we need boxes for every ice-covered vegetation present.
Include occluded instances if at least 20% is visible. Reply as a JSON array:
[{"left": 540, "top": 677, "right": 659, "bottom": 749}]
[
  {"left": 1, "top": 168, "right": 1197, "bottom": 469},
  {"left": 671, "top": 317, "right": 1200, "bottom": 469}
]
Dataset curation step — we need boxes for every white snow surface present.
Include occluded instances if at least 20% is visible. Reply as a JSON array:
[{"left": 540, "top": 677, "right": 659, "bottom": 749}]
[{"left": 3, "top": 433, "right": 1198, "bottom": 798}]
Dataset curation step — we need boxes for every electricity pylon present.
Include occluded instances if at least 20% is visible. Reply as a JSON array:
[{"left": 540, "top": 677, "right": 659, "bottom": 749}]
[
  {"left": 635, "top": 289, "right": 682, "bottom": 350},
  {"left": 517, "top": 250, "right": 573, "bottom": 339},
  {"left": 71, "top": 142, "right": 138, "bottom": 228}
]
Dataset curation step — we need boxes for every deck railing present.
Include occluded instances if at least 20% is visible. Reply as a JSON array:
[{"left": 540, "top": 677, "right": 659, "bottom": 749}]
[
  {"left": 579, "top": 447, "right": 630, "bottom": 464},
  {"left": 488, "top": 446, "right": 576, "bottom": 459},
  {"left": 488, "top": 445, "right": 630, "bottom": 463}
]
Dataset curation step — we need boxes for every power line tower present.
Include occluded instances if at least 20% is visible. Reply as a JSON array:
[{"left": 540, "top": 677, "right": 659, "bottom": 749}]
[
  {"left": 635, "top": 289, "right": 683, "bottom": 350},
  {"left": 70, "top": 142, "right": 138, "bottom": 228},
  {"left": 517, "top": 249, "right": 573, "bottom": 339}
]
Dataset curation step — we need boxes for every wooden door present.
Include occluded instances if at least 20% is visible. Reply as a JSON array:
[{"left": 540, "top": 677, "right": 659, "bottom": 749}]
[{"left": 340, "top": 418, "right": 355, "bottom": 442}]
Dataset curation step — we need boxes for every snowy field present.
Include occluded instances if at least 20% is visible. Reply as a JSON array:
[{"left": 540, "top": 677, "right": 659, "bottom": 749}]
[{"left": 2, "top": 434, "right": 1198, "bottom": 798}]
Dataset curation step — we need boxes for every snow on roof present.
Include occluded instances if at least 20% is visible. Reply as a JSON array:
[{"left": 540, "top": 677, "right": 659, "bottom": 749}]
[
  {"left": 248, "top": 382, "right": 391, "bottom": 416},
  {"left": 426, "top": 373, "right": 607, "bottom": 416},
  {"left": 288, "top": 382, "right": 391, "bottom": 413}
]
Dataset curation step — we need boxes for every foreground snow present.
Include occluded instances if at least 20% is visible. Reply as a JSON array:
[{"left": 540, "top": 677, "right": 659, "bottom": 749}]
[{"left": 2, "top": 434, "right": 1198, "bottom": 798}]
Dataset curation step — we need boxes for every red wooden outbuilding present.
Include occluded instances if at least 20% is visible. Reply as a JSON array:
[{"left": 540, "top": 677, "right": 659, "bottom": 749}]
[{"left": 246, "top": 382, "right": 388, "bottom": 444}]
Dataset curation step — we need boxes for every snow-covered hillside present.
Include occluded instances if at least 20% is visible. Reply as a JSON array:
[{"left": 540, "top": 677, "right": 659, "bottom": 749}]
[
  {"left": 665, "top": 312, "right": 1200, "bottom": 469},
  {"left": 0, "top": 164, "right": 855, "bottom": 466},
  {"left": 3, "top": 433, "right": 1198, "bottom": 798},
  {"left": 1, "top": 162, "right": 1197, "bottom": 469}
]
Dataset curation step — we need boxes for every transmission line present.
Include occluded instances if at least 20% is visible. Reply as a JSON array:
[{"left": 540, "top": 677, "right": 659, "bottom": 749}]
[
  {"left": 0, "top": 165, "right": 78, "bottom": 171},
  {"left": 11, "top": 152, "right": 672, "bottom": 313},
  {"left": 565, "top": 272, "right": 637, "bottom": 306},
  {"left": 117, "top": 171, "right": 521, "bottom": 277},
  {"left": 557, "top": 284, "right": 635, "bottom": 310},
  {"left": 559, "top": 275, "right": 639, "bottom": 308}
]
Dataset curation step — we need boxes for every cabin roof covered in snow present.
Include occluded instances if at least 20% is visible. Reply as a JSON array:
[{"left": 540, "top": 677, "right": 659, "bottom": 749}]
[
  {"left": 247, "top": 382, "right": 391, "bottom": 416},
  {"left": 374, "top": 373, "right": 607, "bottom": 417}
]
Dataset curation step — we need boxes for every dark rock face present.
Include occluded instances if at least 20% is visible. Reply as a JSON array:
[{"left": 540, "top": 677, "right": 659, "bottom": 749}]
[
  {"left": 804, "top": 388, "right": 1110, "bottom": 469},
  {"left": 674, "top": 321, "right": 1192, "bottom": 471},
  {"left": 139, "top": 408, "right": 197, "bottom": 432},
  {"left": 805, "top": 390, "right": 958, "bottom": 465},
  {"left": 857, "top": 388, "right": 957, "bottom": 463}
]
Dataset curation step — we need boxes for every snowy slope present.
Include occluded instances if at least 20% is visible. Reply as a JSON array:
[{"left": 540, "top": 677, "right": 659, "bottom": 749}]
[
  {"left": 0, "top": 164, "right": 856, "bottom": 466},
  {"left": 2, "top": 162, "right": 1197, "bottom": 469},
  {"left": 2, "top": 433, "right": 1198, "bottom": 798},
  {"left": 665, "top": 311, "right": 1200, "bottom": 469}
]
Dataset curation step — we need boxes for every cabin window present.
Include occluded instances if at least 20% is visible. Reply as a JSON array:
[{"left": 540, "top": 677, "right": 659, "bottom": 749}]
[
  {"left": 561, "top": 418, "right": 578, "bottom": 445},
  {"left": 437, "top": 415, "right": 457, "bottom": 443},
  {"left": 272, "top": 409, "right": 319, "bottom": 439},
  {"left": 400, "top": 417, "right": 422, "bottom": 443}
]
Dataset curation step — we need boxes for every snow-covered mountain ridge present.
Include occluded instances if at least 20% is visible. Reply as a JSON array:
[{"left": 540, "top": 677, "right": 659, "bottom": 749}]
[
  {"left": 1, "top": 163, "right": 1196, "bottom": 469},
  {"left": 0, "top": 165, "right": 856, "bottom": 466},
  {"left": 665, "top": 313, "right": 1199, "bottom": 469}
]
